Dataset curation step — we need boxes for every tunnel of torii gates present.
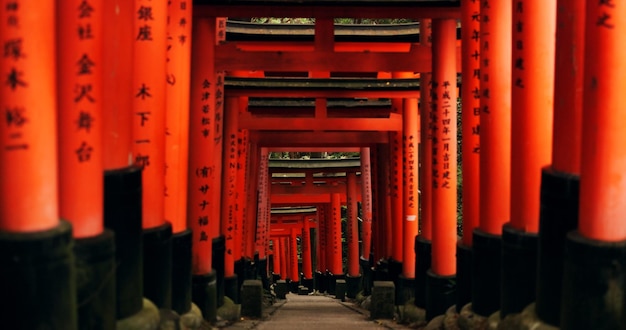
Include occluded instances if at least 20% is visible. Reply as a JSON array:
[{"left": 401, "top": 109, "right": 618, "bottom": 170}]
[{"left": 0, "top": 0, "right": 625, "bottom": 329}]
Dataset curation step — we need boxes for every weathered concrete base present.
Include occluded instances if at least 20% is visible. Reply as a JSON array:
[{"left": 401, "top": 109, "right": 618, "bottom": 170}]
[
  {"left": 216, "top": 296, "right": 241, "bottom": 323},
  {"left": 346, "top": 274, "right": 362, "bottom": 298},
  {"left": 396, "top": 299, "right": 426, "bottom": 327},
  {"left": 241, "top": 280, "right": 263, "bottom": 318},
  {"left": 495, "top": 303, "right": 559, "bottom": 330},
  {"left": 274, "top": 280, "right": 289, "bottom": 299},
  {"left": 155, "top": 303, "right": 205, "bottom": 330},
  {"left": 370, "top": 281, "right": 395, "bottom": 319},
  {"left": 117, "top": 298, "right": 160, "bottom": 330},
  {"left": 457, "top": 303, "right": 488, "bottom": 330},
  {"left": 336, "top": 279, "right": 347, "bottom": 301}
]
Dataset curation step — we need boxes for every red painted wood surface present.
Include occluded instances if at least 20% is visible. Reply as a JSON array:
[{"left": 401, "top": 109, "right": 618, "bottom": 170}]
[
  {"left": 0, "top": 0, "right": 59, "bottom": 232},
  {"left": 479, "top": 0, "right": 512, "bottom": 236},
  {"left": 347, "top": 172, "right": 360, "bottom": 277},
  {"left": 551, "top": 0, "right": 585, "bottom": 175},
  {"left": 102, "top": 0, "right": 133, "bottom": 170},
  {"left": 510, "top": 0, "right": 556, "bottom": 233},
  {"left": 133, "top": 0, "right": 167, "bottom": 229},
  {"left": 57, "top": 0, "right": 104, "bottom": 238},
  {"left": 579, "top": 1, "right": 626, "bottom": 241},
  {"left": 419, "top": 18, "right": 433, "bottom": 241},
  {"left": 460, "top": 0, "right": 480, "bottom": 246},
  {"left": 431, "top": 19, "right": 458, "bottom": 276},
  {"left": 302, "top": 218, "right": 313, "bottom": 280},
  {"left": 165, "top": 0, "right": 192, "bottom": 234},
  {"left": 360, "top": 147, "right": 373, "bottom": 260},
  {"left": 222, "top": 96, "right": 239, "bottom": 277},
  {"left": 329, "top": 194, "right": 344, "bottom": 275},
  {"left": 403, "top": 96, "right": 419, "bottom": 278}
]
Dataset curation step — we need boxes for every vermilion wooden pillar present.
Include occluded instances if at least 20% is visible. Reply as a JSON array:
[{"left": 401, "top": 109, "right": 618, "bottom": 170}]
[
  {"left": 426, "top": 19, "right": 458, "bottom": 320},
  {"left": 221, "top": 96, "right": 239, "bottom": 301},
  {"left": 346, "top": 172, "right": 360, "bottom": 277},
  {"left": 401, "top": 89, "right": 420, "bottom": 304},
  {"left": 415, "top": 18, "right": 433, "bottom": 309},
  {"left": 473, "top": 0, "right": 512, "bottom": 317},
  {"left": 290, "top": 228, "right": 300, "bottom": 287},
  {"left": 0, "top": 1, "right": 76, "bottom": 328},
  {"left": 57, "top": 1, "right": 117, "bottom": 326},
  {"left": 133, "top": 0, "right": 172, "bottom": 310},
  {"left": 316, "top": 204, "right": 328, "bottom": 292},
  {"left": 58, "top": 0, "right": 104, "bottom": 239},
  {"left": 346, "top": 171, "right": 361, "bottom": 298},
  {"left": 255, "top": 147, "right": 271, "bottom": 284},
  {"left": 360, "top": 147, "right": 373, "bottom": 262},
  {"left": 561, "top": 4, "right": 626, "bottom": 328},
  {"left": 301, "top": 217, "right": 313, "bottom": 286},
  {"left": 272, "top": 239, "right": 281, "bottom": 278},
  {"left": 389, "top": 87, "right": 404, "bottom": 279},
  {"left": 502, "top": 0, "right": 555, "bottom": 318},
  {"left": 280, "top": 237, "right": 288, "bottom": 282},
  {"left": 166, "top": 0, "right": 193, "bottom": 315},
  {"left": 244, "top": 141, "right": 259, "bottom": 259},
  {"left": 329, "top": 194, "right": 344, "bottom": 294},
  {"left": 102, "top": 0, "right": 143, "bottom": 320},
  {"left": 457, "top": 0, "right": 481, "bottom": 311},
  {"left": 188, "top": 17, "right": 219, "bottom": 321},
  {"left": 535, "top": 0, "right": 584, "bottom": 325}
]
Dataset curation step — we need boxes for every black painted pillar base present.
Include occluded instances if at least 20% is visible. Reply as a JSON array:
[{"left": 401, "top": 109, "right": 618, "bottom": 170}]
[
  {"left": 104, "top": 166, "right": 143, "bottom": 319},
  {"left": 257, "top": 258, "right": 269, "bottom": 289},
  {"left": 143, "top": 221, "right": 173, "bottom": 309},
  {"left": 346, "top": 274, "right": 362, "bottom": 298},
  {"left": 375, "top": 259, "right": 390, "bottom": 281},
  {"left": 289, "top": 280, "right": 300, "bottom": 293},
  {"left": 75, "top": 229, "right": 116, "bottom": 330},
  {"left": 414, "top": 236, "right": 432, "bottom": 308},
  {"left": 315, "top": 270, "right": 327, "bottom": 293},
  {"left": 271, "top": 272, "right": 281, "bottom": 283},
  {"left": 171, "top": 230, "right": 192, "bottom": 315},
  {"left": 328, "top": 273, "right": 345, "bottom": 295},
  {"left": 212, "top": 236, "right": 225, "bottom": 307},
  {"left": 456, "top": 243, "right": 472, "bottom": 313},
  {"left": 192, "top": 271, "right": 217, "bottom": 322},
  {"left": 224, "top": 275, "right": 239, "bottom": 304},
  {"left": 235, "top": 257, "right": 253, "bottom": 294},
  {"left": 360, "top": 257, "right": 373, "bottom": 295},
  {"left": 388, "top": 258, "right": 403, "bottom": 284},
  {"left": 425, "top": 269, "right": 456, "bottom": 321},
  {"left": 301, "top": 278, "right": 314, "bottom": 293},
  {"left": 561, "top": 231, "right": 626, "bottom": 329},
  {"left": 471, "top": 228, "right": 502, "bottom": 317},
  {"left": 397, "top": 275, "right": 415, "bottom": 305},
  {"left": 501, "top": 223, "right": 538, "bottom": 317},
  {"left": 0, "top": 221, "right": 77, "bottom": 330},
  {"left": 536, "top": 168, "right": 579, "bottom": 326}
]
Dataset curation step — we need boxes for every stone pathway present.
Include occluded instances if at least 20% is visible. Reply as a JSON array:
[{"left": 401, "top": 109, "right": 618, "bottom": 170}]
[{"left": 223, "top": 293, "right": 414, "bottom": 330}]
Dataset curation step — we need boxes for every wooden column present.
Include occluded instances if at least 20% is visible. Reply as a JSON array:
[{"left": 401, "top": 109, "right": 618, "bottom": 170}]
[
  {"left": 347, "top": 172, "right": 360, "bottom": 277},
  {"left": 403, "top": 95, "right": 419, "bottom": 279},
  {"left": 221, "top": 96, "right": 239, "bottom": 278},
  {"left": 58, "top": 0, "right": 104, "bottom": 238},
  {"left": 255, "top": 148, "right": 270, "bottom": 260},
  {"left": 473, "top": 0, "right": 512, "bottom": 317},
  {"left": 329, "top": 194, "right": 344, "bottom": 276},
  {"left": 419, "top": 19, "right": 433, "bottom": 242},
  {"left": 302, "top": 217, "right": 313, "bottom": 280},
  {"left": 290, "top": 228, "right": 300, "bottom": 283},
  {"left": 535, "top": 0, "right": 585, "bottom": 325},
  {"left": 360, "top": 147, "right": 373, "bottom": 261},
  {"left": 273, "top": 239, "right": 281, "bottom": 278}
]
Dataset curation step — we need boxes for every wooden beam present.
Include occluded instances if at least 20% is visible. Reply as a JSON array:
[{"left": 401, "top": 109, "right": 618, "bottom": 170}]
[
  {"left": 251, "top": 131, "right": 388, "bottom": 147},
  {"left": 271, "top": 193, "right": 348, "bottom": 204},
  {"left": 239, "top": 112, "right": 402, "bottom": 131},
  {"left": 216, "top": 43, "right": 435, "bottom": 72},
  {"left": 269, "top": 147, "right": 360, "bottom": 153},
  {"left": 193, "top": 4, "right": 461, "bottom": 20}
]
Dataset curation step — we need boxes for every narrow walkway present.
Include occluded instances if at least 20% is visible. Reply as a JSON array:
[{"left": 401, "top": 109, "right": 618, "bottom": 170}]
[{"left": 226, "top": 294, "right": 414, "bottom": 330}]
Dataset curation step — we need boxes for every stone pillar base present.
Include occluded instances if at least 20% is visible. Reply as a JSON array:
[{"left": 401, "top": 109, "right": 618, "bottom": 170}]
[
  {"left": 192, "top": 271, "right": 217, "bottom": 322},
  {"left": 117, "top": 298, "right": 160, "bottom": 330},
  {"left": 241, "top": 280, "right": 263, "bottom": 318},
  {"left": 371, "top": 281, "right": 395, "bottom": 319}
]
